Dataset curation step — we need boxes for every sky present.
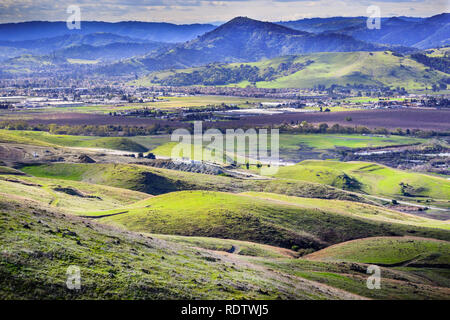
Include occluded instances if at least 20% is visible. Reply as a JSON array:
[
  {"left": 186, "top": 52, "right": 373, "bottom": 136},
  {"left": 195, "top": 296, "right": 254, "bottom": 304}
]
[{"left": 0, "top": 0, "right": 448, "bottom": 24}]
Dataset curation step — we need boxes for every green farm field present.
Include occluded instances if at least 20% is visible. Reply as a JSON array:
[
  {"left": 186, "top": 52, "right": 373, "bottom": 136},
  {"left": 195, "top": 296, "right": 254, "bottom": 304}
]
[
  {"left": 147, "top": 133, "right": 424, "bottom": 163},
  {"left": 0, "top": 95, "right": 289, "bottom": 115}
]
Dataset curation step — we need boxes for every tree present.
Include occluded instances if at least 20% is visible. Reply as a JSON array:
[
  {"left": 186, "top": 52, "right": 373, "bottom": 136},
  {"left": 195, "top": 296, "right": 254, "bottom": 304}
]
[
  {"left": 319, "top": 123, "right": 328, "bottom": 133},
  {"left": 432, "top": 84, "right": 438, "bottom": 92}
]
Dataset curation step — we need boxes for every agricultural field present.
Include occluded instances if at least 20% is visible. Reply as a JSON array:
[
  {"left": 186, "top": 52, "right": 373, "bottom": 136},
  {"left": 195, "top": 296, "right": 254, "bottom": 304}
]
[
  {"left": 3, "top": 108, "right": 448, "bottom": 132},
  {"left": 145, "top": 133, "right": 424, "bottom": 163},
  {"left": 275, "top": 134, "right": 424, "bottom": 162},
  {"left": 0, "top": 95, "right": 288, "bottom": 115}
]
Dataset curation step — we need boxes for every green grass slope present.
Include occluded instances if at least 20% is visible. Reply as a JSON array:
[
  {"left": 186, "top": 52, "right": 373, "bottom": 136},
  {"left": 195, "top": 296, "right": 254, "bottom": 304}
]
[
  {"left": 0, "top": 171, "right": 149, "bottom": 213},
  {"left": 143, "top": 51, "right": 448, "bottom": 90},
  {"left": 242, "top": 192, "right": 449, "bottom": 229},
  {"left": 0, "top": 195, "right": 327, "bottom": 299},
  {"left": 0, "top": 130, "right": 148, "bottom": 152},
  {"left": 92, "top": 191, "right": 450, "bottom": 250},
  {"left": 20, "top": 162, "right": 367, "bottom": 202},
  {"left": 306, "top": 236, "right": 450, "bottom": 267},
  {"left": 255, "top": 256, "right": 450, "bottom": 300},
  {"left": 152, "top": 234, "right": 298, "bottom": 258},
  {"left": 271, "top": 160, "right": 450, "bottom": 206},
  {"left": 5, "top": 193, "right": 447, "bottom": 300},
  {"left": 256, "top": 51, "right": 448, "bottom": 89}
]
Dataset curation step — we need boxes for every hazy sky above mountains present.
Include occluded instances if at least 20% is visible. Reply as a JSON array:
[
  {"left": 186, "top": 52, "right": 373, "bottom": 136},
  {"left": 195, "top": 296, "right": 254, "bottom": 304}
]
[{"left": 0, "top": 0, "right": 448, "bottom": 24}]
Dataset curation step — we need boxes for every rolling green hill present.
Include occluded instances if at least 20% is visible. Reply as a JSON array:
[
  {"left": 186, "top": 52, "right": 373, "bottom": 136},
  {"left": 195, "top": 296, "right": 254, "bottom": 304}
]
[
  {"left": 20, "top": 162, "right": 366, "bottom": 202},
  {"left": 0, "top": 194, "right": 319, "bottom": 299},
  {"left": 306, "top": 236, "right": 450, "bottom": 267},
  {"left": 88, "top": 190, "right": 449, "bottom": 250},
  {"left": 0, "top": 168, "right": 149, "bottom": 213},
  {"left": 139, "top": 51, "right": 448, "bottom": 90},
  {"left": 4, "top": 193, "right": 448, "bottom": 299},
  {"left": 271, "top": 160, "right": 450, "bottom": 207},
  {"left": 0, "top": 130, "right": 148, "bottom": 152},
  {"left": 152, "top": 234, "right": 298, "bottom": 259}
]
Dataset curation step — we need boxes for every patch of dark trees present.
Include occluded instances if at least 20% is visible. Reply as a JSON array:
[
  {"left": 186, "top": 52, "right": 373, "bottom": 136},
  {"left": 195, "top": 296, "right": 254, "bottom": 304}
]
[{"left": 153, "top": 60, "right": 313, "bottom": 86}]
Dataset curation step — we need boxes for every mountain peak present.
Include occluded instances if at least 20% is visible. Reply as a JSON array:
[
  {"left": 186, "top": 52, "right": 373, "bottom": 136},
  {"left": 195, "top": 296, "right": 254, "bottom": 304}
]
[
  {"left": 227, "top": 16, "right": 255, "bottom": 24},
  {"left": 425, "top": 12, "right": 450, "bottom": 23},
  {"left": 212, "top": 16, "right": 306, "bottom": 36}
]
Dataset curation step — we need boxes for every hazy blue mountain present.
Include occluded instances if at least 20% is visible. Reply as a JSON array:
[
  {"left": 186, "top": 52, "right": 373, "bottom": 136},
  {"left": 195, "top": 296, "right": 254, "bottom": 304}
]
[
  {"left": 0, "top": 21, "right": 216, "bottom": 43},
  {"left": 278, "top": 17, "right": 368, "bottom": 33},
  {"left": 124, "top": 17, "right": 385, "bottom": 74},
  {"left": 279, "top": 13, "right": 450, "bottom": 49},
  {"left": 54, "top": 42, "right": 172, "bottom": 62},
  {"left": 0, "top": 33, "right": 148, "bottom": 51},
  {"left": 0, "top": 33, "right": 170, "bottom": 61}
]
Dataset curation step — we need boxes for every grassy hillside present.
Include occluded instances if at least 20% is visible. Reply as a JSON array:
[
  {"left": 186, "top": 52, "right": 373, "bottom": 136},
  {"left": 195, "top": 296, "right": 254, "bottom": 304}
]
[
  {"left": 242, "top": 192, "right": 449, "bottom": 229},
  {"left": 0, "top": 130, "right": 148, "bottom": 152},
  {"left": 271, "top": 160, "right": 450, "bottom": 207},
  {"left": 20, "top": 162, "right": 367, "bottom": 202},
  {"left": 255, "top": 51, "right": 448, "bottom": 89},
  {"left": 152, "top": 234, "right": 298, "bottom": 259},
  {"left": 306, "top": 236, "right": 450, "bottom": 267},
  {"left": 141, "top": 51, "right": 448, "bottom": 90},
  {"left": 0, "top": 169, "right": 149, "bottom": 213},
  {"left": 255, "top": 255, "right": 450, "bottom": 300},
  {"left": 4, "top": 193, "right": 448, "bottom": 300},
  {"left": 89, "top": 191, "right": 450, "bottom": 250},
  {"left": 0, "top": 194, "right": 323, "bottom": 299}
]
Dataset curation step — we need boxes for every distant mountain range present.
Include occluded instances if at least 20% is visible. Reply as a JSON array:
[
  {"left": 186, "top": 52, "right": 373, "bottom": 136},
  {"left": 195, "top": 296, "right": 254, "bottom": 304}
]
[
  {"left": 0, "top": 21, "right": 215, "bottom": 43},
  {"left": 0, "top": 14, "right": 449, "bottom": 82},
  {"left": 0, "top": 33, "right": 172, "bottom": 61},
  {"left": 102, "top": 17, "right": 386, "bottom": 75},
  {"left": 278, "top": 13, "right": 450, "bottom": 49}
]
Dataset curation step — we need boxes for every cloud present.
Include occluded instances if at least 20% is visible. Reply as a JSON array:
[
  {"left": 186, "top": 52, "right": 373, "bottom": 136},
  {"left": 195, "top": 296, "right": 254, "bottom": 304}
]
[{"left": 0, "top": 0, "right": 446, "bottom": 23}]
